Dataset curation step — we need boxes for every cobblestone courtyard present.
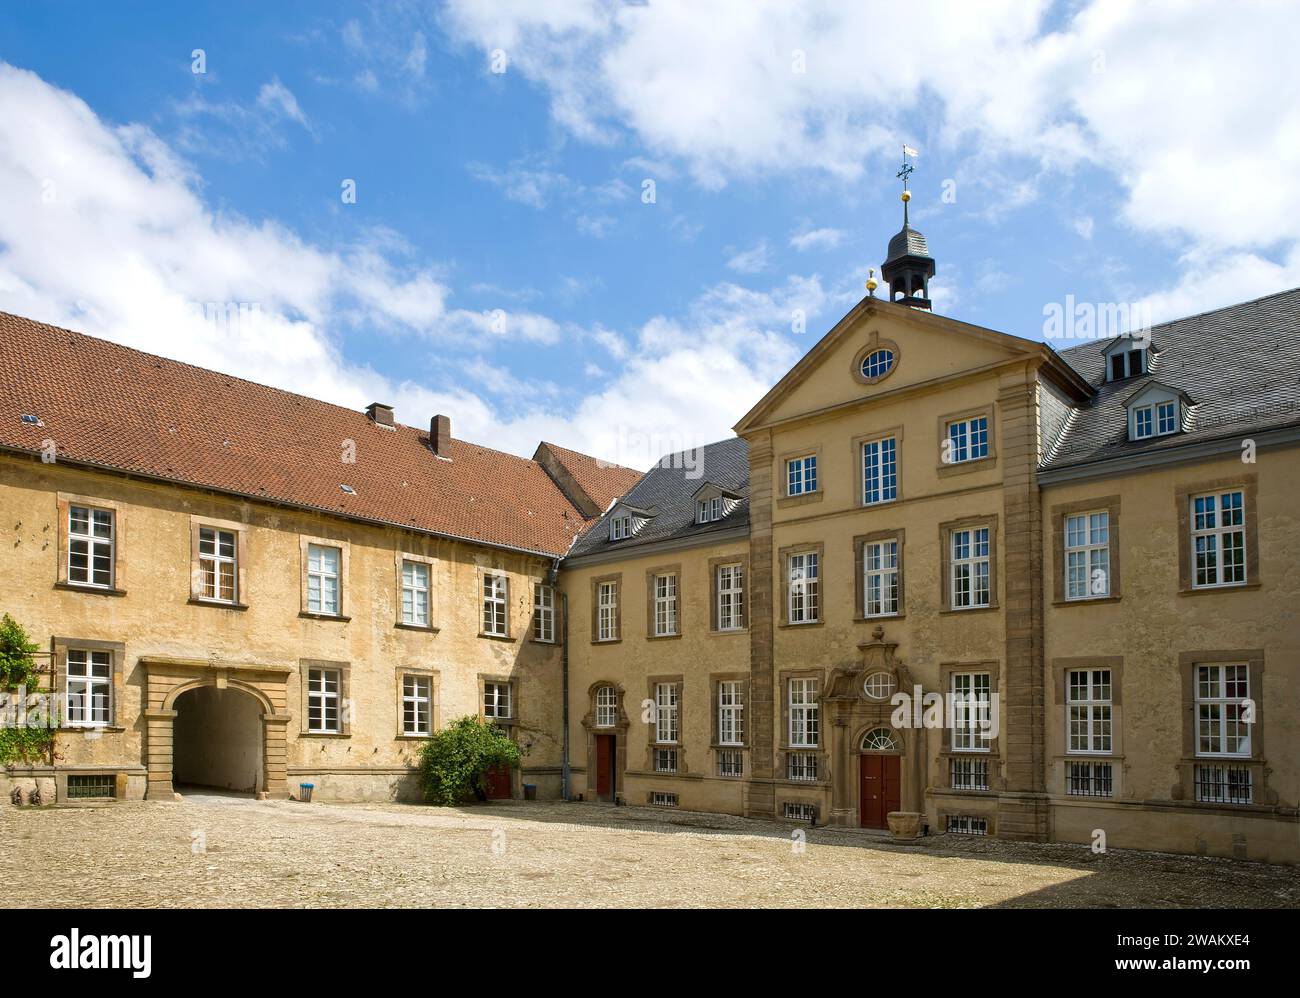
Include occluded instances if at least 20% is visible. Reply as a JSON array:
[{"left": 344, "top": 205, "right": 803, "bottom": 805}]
[{"left": 5, "top": 795, "right": 1298, "bottom": 908}]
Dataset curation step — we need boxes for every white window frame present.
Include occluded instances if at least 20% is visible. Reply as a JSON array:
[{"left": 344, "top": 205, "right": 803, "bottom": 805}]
[
  {"left": 65, "top": 649, "right": 111, "bottom": 727},
  {"left": 1195, "top": 664, "right": 1250, "bottom": 758},
  {"left": 400, "top": 559, "right": 430, "bottom": 626},
  {"left": 307, "top": 667, "right": 341, "bottom": 733},
  {"left": 306, "top": 544, "right": 341, "bottom": 615},
  {"left": 402, "top": 674, "right": 431, "bottom": 736},
  {"left": 718, "top": 680, "right": 744, "bottom": 746},
  {"left": 788, "top": 677, "right": 819, "bottom": 748},
  {"left": 482, "top": 573, "right": 507, "bottom": 636},
  {"left": 788, "top": 552, "right": 820, "bottom": 624},
  {"left": 1108, "top": 347, "right": 1146, "bottom": 381},
  {"left": 862, "top": 436, "right": 898, "bottom": 505},
  {"left": 950, "top": 672, "right": 991, "bottom": 753},
  {"left": 697, "top": 496, "right": 725, "bottom": 523},
  {"left": 610, "top": 515, "right": 633, "bottom": 541},
  {"left": 532, "top": 582, "right": 555, "bottom": 642},
  {"left": 1066, "top": 669, "right": 1112, "bottom": 754},
  {"left": 1192, "top": 490, "right": 1247, "bottom": 588},
  {"left": 595, "top": 685, "right": 617, "bottom": 727},
  {"left": 654, "top": 682, "right": 679, "bottom": 744},
  {"left": 484, "top": 681, "right": 512, "bottom": 721},
  {"left": 67, "top": 504, "right": 115, "bottom": 588},
  {"left": 597, "top": 580, "right": 619, "bottom": 641},
  {"left": 717, "top": 563, "right": 744, "bottom": 631},
  {"left": 950, "top": 528, "right": 991, "bottom": 609},
  {"left": 1064, "top": 511, "right": 1110, "bottom": 600},
  {"left": 198, "top": 526, "right": 238, "bottom": 603},
  {"left": 653, "top": 573, "right": 678, "bottom": 637},
  {"left": 863, "top": 539, "right": 899, "bottom": 617},
  {"left": 786, "top": 455, "right": 817, "bottom": 496},
  {"left": 945, "top": 416, "right": 989, "bottom": 464}
]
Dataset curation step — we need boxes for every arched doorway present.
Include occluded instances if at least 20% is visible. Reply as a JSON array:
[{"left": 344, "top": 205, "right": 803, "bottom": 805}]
[
  {"left": 173, "top": 685, "right": 265, "bottom": 794},
  {"left": 858, "top": 727, "right": 901, "bottom": 829}
]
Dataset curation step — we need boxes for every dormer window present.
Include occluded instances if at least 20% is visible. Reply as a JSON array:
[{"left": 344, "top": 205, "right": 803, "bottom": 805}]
[
  {"left": 610, "top": 515, "right": 633, "bottom": 540},
  {"left": 1105, "top": 340, "right": 1149, "bottom": 382},
  {"left": 697, "top": 497, "right": 725, "bottom": 523},
  {"left": 1126, "top": 382, "right": 1187, "bottom": 441}
]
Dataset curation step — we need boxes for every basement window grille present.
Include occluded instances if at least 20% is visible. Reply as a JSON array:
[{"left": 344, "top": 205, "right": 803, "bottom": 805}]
[
  {"left": 946, "top": 815, "right": 988, "bottom": 836},
  {"left": 66, "top": 774, "right": 115, "bottom": 799},
  {"left": 783, "top": 802, "right": 817, "bottom": 822},
  {"left": 950, "top": 757, "right": 989, "bottom": 791},
  {"left": 650, "top": 792, "right": 677, "bottom": 807},
  {"left": 653, "top": 748, "right": 678, "bottom": 774},
  {"left": 717, "top": 750, "right": 743, "bottom": 778},
  {"left": 1066, "top": 761, "right": 1114, "bottom": 798},
  {"left": 1194, "top": 764, "right": 1252, "bottom": 805}
]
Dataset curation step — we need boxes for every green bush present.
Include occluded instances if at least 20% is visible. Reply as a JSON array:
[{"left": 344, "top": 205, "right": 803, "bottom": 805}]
[
  {"left": 417, "top": 716, "right": 522, "bottom": 806},
  {"left": 0, "top": 614, "right": 41, "bottom": 691}
]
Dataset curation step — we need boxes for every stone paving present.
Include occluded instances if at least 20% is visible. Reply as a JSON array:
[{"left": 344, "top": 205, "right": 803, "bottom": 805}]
[{"left": 4, "top": 794, "right": 1297, "bottom": 908}]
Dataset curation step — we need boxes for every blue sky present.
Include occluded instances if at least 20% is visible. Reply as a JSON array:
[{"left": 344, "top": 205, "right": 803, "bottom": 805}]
[{"left": 1, "top": 1, "right": 1296, "bottom": 466}]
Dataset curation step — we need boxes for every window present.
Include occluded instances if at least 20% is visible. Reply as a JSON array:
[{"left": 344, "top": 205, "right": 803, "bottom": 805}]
[
  {"left": 1194, "top": 764, "right": 1252, "bottom": 805},
  {"left": 653, "top": 573, "right": 678, "bottom": 636},
  {"left": 650, "top": 791, "right": 678, "bottom": 807},
  {"left": 1065, "top": 512, "right": 1109, "bottom": 599},
  {"left": 788, "top": 552, "right": 820, "bottom": 624},
  {"left": 532, "top": 583, "right": 555, "bottom": 642},
  {"left": 1066, "top": 761, "right": 1114, "bottom": 798},
  {"left": 697, "top": 496, "right": 725, "bottom": 523},
  {"left": 1157, "top": 400, "right": 1178, "bottom": 435},
  {"left": 1195, "top": 664, "right": 1250, "bottom": 757},
  {"left": 863, "top": 540, "right": 899, "bottom": 617},
  {"left": 306, "top": 544, "right": 341, "bottom": 615},
  {"left": 484, "top": 681, "right": 512, "bottom": 720},
  {"left": 951, "top": 672, "right": 991, "bottom": 752},
  {"left": 784, "top": 802, "right": 817, "bottom": 821},
  {"left": 198, "top": 527, "right": 237, "bottom": 602},
  {"left": 718, "top": 681, "right": 743, "bottom": 746},
  {"left": 863, "top": 673, "right": 896, "bottom": 701},
  {"left": 1109, "top": 348, "right": 1146, "bottom": 381},
  {"left": 610, "top": 515, "right": 633, "bottom": 540},
  {"left": 717, "top": 563, "right": 744, "bottom": 631},
  {"left": 68, "top": 505, "right": 114, "bottom": 587},
  {"left": 945, "top": 416, "right": 989, "bottom": 464},
  {"left": 950, "top": 528, "right": 991, "bottom": 609},
  {"left": 654, "top": 682, "right": 678, "bottom": 743},
  {"left": 1133, "top": 400, "right": 1177, "bottom": 439},
  {"left": 717, "top": 750, "right": 743, "bottom": 778},
  {"left": 787, "top": 753, "right": 819, "bottom": 781},
  {"left": 595, "top": 685, "right": 617, "bottom": 727},
  {"left": 788, "top": 678, "right": 819, "bottom": 747},
  {"left": 862, "top": 437, "right": 898, "bottom": 504},
  {"left": 946, "top": 815, "right": 988, "bottom": 835},
  {"left": 66, "top": 774, "right": 115, "bottom": 799},
  {"left": 950, "top": 757, "right": 989, "bottom": 792},
  {"left": 860, "top": 727, "right": 898, "bottom": 751},
  {"left": 482, "top": 573, "right": 507, "bottom": 636},
  {"left": 1067, "top": 669, "right": 1112, "bottom": 754},
  {"left": 786, "top": 455, "right": 817, "bottom": 496},
  {"left": 402, "top": 675, "right": 431, "bottom": 736},
  {"left": 860, "top": 348, "right": 895, "bottom": 381},
  {"left": 597, "top": 580, "right": 619, "bottom": 641},
  {"left": 653, "top": 747, "right": 678, "bottom": 773},
  {"left": 65, "top": 649, "right": 111, "bottom": 726},
  {"left": 400, "top": 560, "right": 429, "bottom": 626},
  {"left": 1192, "top": 491, "right": 1246, "bottom": 588},
  {"left": 307, "top": 668, "right": 341, "bottom": 733}
]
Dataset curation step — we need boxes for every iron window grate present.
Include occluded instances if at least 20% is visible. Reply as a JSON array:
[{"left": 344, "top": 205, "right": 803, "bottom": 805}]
[
  {"left": 1066, "top": 761, "right": 1114, "bottom": 797},
  {"left": 66, "top": 774, "right": 115, "bottom": 799},
  {"left": 1194, "top": 764, "right": 1252, "bottom": 804}
]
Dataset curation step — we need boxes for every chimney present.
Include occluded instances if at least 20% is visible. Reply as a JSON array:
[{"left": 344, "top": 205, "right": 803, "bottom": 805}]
[
  {"left": 366, "top": 402, "right": 394, "bottom": 427},
  {"left": 430, "top": 414, "right": 451, "bottom": 455}
]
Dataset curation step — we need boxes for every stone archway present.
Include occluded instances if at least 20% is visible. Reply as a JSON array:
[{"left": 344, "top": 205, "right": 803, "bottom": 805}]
[
  {"left": 579, "top": 680, "right": 630, "bottom": 803},
  {"left": 141, "top": 657, "right": 292, "bottom": 800}
]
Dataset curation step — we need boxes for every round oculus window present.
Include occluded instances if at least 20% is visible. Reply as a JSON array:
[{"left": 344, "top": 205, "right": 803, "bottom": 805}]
[
  {"left": 863, "top": 671, "right": 896, "bottom": 700},
  {"left": 860, "top": 348, "right": 895, "bottom": 381}
]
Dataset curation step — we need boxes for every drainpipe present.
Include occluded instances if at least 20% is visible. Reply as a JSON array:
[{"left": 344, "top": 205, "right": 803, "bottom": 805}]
[{"left": 549, "top": 559, "right": 571, "bottom": 801}]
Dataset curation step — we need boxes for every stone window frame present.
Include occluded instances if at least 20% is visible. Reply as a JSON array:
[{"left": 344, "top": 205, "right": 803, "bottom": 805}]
[
  {"left": 778, "top": 668, "right": 826, "bottom": 783},
  {"left": 854, "top": 528, "right": 906, "bottom": 621},
  {"left": 938, "top": 660, "right": 1001, "bottom": 762},
  {"left": 1176, "top": 649, "right": 1268, "bottom": 806},
  {"left": 776, "top": 445, "right": 824, "bottom": 509},
  {"left": 644, "top": 674, "right": 686, "bottom": 774},
  {"left": 299, "top": 658, "right": 351, "bottom": 737},
  {"left": 54, "top": 491, "right": 127, "bottom": 596},
  {"left": 1050, "top": 496, "right": 1122, "bottom": 605},
  {"left": 938, "top": 514, "right": 999, "bottom": 613},
  {"left": 1051, "top": 655, "right": 1124, "bottom": 799},
  {"left": 645, "top": 563, "right": 683, "bottom": 640},
  {"left": 394, "top": 666, "right": 439, "bottom": 739},
  {"left": 851, "top": 424, "right": 904, "bottom": 507},
  {"left": 778, "top": 541, "right": 825, "bottom": 628},
  {"left": 51, "top": 636, "right": 126, "bottom": 731},
  {"left": 299, "top": 535, "right": 351, "bottom": 621},
  {"left": 936, "top": 402, "right": 997, "bottom": 478},
  {"left": 1175, "top": 474, "right": 1260, "bottom": 595},
  {"left": 394, "top": 550, "right": 438, "bottom": 632},
  {"left": 530, "top": 579, "right": 558, "bottom": 644},
  {"left": 478, "top": 673, "right": 518, "bottom": 730},
  {"left": 850, "top": 331, "right": 901, "bottom": 387},
  {"left": 187, "top": 514, "right": 250, "bottom": 609},
  {"left": 590, "top": 572, "right": 623, "bottom": 644},
  {"left": 477, "top": 567, "right": 515, "bottom": 642},
  {"left": 708, "top": 555, "right": 749, "bottom": 633},
  {"left": 710, "top": 672, "right": 750, "bottom": 749}
]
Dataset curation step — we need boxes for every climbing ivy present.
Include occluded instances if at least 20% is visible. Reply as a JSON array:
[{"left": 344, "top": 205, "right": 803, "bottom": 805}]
[{"left": 0, "top": 614, "right": 54, "bottom": 767}]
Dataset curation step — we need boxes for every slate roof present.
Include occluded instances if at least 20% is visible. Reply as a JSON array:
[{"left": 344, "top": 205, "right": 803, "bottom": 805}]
[
  {"left": 568, "top": 437, "right": 750, "bottom": 559},
  {"left": 886, "top": 224, "right": 931, "bottom": 262},
  {"left": 1046, "top": 288, "right": 1300, "bottom": 470},
  {"left": 0, "top": 311, "right": 590, "bottom": 556}
]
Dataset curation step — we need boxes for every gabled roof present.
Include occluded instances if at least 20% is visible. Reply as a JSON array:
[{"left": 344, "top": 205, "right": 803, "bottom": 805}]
[
  {"left": 1123, "top": 380, "right": 1192, "bottom": 407},
  {"left": 0, "top": 311, "right": 587, "bottom": 557},
  {"left": 1047, "top": 288, "right": 1300, "bottom": 470},
  {"left": 567, "top": 437, "right": 749, "bottom": 560},
  {"left": 533, "top": 440, "right": 643, "bottom": 518}
]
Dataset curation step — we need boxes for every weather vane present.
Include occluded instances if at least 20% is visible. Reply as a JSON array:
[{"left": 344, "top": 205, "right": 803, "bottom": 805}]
[{"left": 897, "top": 144, "right": 918, "bottom": 190}]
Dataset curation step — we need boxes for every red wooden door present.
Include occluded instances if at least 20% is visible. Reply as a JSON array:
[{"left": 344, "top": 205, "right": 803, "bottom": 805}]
[
  {"left": 595, "top": 735, "right": 613, "bottom": 800},
  {"left": 859, "top": 755, "right": 901, "bottom": 828},
  {"left": 485, "top": 764, "right": 512, "bottom": 800}
]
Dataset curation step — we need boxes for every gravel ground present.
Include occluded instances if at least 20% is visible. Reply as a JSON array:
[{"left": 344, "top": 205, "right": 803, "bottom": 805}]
[{"left": 4, "top": 794, "right": 1297, "bottom": 908}]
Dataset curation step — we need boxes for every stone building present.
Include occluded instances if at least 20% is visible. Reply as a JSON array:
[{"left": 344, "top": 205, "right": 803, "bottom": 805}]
[{"left": 2, "top": 208, "right": 1297, "bottom": 862}]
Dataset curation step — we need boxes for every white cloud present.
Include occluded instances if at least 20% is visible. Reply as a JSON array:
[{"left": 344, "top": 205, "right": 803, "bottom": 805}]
[
  {"left": 171, "top": 76, "right": 315, "bottom": 159},
  {"left": 790, "top": 227, "right": 845, "bottom": 252},
  {"left": 726, "top": 240, "right": 771, "bottom": 274}
]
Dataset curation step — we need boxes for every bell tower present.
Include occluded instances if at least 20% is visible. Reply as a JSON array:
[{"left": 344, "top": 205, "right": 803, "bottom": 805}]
[{"left": 880, "top": 146, "right": 936, "bottom": 310}]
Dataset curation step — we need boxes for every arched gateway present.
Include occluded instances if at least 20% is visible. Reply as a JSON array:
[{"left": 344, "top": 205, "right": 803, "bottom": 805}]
[
  {"left": 140, "top": 657, "right": 292, "bottom": 799},
  {"left": 819, "top": 626, "right": 928, "bottom": 829}
]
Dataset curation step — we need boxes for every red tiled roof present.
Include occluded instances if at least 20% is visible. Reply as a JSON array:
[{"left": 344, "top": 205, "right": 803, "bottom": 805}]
[
  {"left": 537, "top": 440, "right": 643, "bottom": 513},
  {"left": 0, "top": 312, "right": 588, "bottom": 557}
]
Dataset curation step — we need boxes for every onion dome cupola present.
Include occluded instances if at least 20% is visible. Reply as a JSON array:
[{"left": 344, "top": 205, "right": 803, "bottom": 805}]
[{"left": 880, "top": 146, "right": 935, "bottom": 310}]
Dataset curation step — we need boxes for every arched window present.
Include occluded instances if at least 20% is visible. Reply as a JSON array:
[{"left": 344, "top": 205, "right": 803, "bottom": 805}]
[
  {"left": 860, "top": 727, "right": 899, "bottom": 752},
  {"left": 595, "top": 685, "right": 618, "bottom": 727}
]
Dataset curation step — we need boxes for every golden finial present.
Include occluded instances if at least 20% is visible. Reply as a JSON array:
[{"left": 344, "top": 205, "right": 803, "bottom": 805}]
[
  {"left": 900, "top": 190, "right": 911, "bottom": 203},
  {"left": 865, "top": 267, "right": 878, "bottom": 296}
]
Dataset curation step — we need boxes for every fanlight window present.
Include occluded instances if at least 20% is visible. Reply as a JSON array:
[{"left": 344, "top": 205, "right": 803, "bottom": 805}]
[
  {"left": 863, "top": 672, "right": 896, "bottom": 700},
  {"left": 860, "top": 727, "right": 900, "bottom": 752},
  {"left": 860, "top": 348, "right": 895, "bottom": 381}
]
